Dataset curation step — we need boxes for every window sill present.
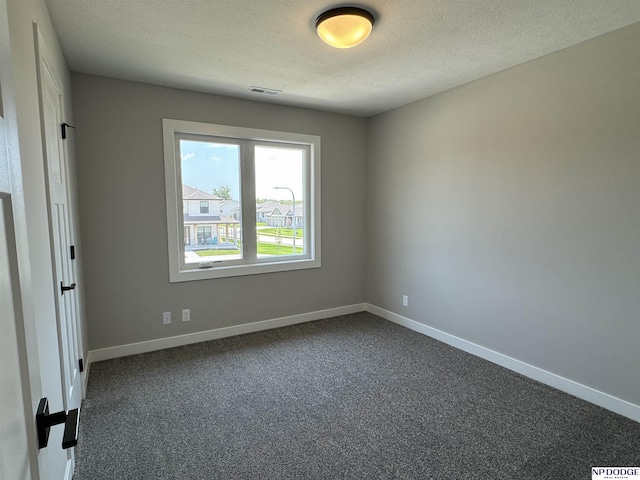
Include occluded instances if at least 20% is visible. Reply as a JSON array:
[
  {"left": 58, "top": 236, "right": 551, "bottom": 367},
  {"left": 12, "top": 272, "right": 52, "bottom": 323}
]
[{"left": 170, "top": 257, "right": 321, "bottom": 283}]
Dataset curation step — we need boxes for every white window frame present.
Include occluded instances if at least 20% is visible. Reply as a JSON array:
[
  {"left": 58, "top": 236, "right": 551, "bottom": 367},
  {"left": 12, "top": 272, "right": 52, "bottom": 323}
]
[{"left": 163, "top": 118, "right": 321, "bottom": 282}]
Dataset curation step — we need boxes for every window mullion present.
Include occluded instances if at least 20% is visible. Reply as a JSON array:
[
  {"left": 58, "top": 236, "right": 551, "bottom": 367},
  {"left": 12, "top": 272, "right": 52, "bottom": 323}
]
[
  {"left": 174, "top": 134, "right": 188, "bottom": 271},
  {"left": 240, "top": 140, "right": 257, "bottom": 261}
]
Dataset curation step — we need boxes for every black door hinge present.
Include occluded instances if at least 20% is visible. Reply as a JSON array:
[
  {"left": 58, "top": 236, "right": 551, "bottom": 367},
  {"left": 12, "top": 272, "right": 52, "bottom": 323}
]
[
  {"left": 61, "top": 123, "right": 76, "bottom": 139},
  {"left": 79, "top": 358, "right": 84, "bottom": 373},
  {"left": 70, "top": 245, "right": 75, "bottom": 260},
  {"left": 60, "top": 282, "right": 76, "bottom": 295}
]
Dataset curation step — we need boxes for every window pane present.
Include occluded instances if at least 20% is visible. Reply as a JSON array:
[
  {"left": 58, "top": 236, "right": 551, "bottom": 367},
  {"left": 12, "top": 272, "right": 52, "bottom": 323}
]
[
  {"left": 179, "top": 139, "right": 242, "bottom": 264},
  {"left": 255, "top": 145, "right": 305, "bottom": 258}
]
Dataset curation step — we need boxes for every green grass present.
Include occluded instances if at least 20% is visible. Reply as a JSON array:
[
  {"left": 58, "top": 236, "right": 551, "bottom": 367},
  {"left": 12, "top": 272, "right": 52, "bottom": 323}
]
[
  {"left": 258, "top": 227, "right": 303, "bottom": 238},
  {"left": 258, "top": 243, "right": 303, "bottom": 255},
  {"left": 195, "top": 243, "right": 302, "bottom": 257},
  {"left": 195, "top": 248, "right": 240, "bottom": 256}
]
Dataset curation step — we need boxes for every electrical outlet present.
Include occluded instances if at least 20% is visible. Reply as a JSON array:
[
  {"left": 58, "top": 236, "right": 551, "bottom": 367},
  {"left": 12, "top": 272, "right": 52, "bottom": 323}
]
[
  {"left": 162, "top": 312, "right": 171, "bottom": 325},
  {"left": 402, "top": 295, "right": 409, "bottom": 307},
  {"left": 182, "top": 309, "right": 191, "bottom": 322}
]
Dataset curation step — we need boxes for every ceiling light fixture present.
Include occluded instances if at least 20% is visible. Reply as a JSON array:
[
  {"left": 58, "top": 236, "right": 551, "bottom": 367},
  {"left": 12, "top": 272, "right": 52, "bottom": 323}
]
[{"left": 315, "top": 7, "right": 374, "bottom": 49}]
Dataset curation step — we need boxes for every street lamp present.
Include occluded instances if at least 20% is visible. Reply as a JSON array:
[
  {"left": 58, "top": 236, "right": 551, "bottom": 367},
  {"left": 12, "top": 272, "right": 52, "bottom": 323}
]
[{"left": 273, "top": 186, "right": 296, "bottom": 254}]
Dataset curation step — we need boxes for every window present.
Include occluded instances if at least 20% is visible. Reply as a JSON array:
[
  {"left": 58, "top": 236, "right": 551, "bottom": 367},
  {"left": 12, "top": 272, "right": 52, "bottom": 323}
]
[{"left": 163, "top": 119, "right": 321, "bottom": 282}]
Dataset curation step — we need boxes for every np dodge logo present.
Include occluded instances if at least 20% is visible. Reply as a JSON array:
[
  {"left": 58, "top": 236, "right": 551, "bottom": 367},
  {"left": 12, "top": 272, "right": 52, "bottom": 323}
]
[{"left": 592, "top": 467, "right": 640, "bottom": 479}]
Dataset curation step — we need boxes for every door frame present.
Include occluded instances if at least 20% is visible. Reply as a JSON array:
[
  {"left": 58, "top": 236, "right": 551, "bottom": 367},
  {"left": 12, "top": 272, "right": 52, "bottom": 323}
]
[{"left": 0, "top": 0, "right": 47, "bottom": 477}]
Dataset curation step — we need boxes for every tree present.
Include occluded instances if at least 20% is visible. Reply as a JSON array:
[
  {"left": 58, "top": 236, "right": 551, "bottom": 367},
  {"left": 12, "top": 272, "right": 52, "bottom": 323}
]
[{"left": 212, "top": 185, "right": 232, "bottom": 200}]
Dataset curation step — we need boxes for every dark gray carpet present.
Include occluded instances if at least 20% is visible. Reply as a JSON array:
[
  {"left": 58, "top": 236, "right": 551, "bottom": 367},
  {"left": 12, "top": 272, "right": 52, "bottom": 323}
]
[{"left": 73, "top": 312, "right": 640, "bottom": 479}]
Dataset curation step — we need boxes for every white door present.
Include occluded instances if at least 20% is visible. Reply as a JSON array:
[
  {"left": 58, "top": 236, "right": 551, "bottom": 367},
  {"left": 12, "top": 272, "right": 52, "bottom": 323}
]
[
  {"left": 40, "top": 56, "right": 82, "bottom": 412},
  {"left": 38, "top": 48, "right": 83, "bottom": 467}
]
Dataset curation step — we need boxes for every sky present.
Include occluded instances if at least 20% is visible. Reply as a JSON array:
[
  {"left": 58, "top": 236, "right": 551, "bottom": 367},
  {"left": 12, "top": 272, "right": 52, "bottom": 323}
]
[{"left": 180, "top": 140, "right": 303, "bottom": 202}]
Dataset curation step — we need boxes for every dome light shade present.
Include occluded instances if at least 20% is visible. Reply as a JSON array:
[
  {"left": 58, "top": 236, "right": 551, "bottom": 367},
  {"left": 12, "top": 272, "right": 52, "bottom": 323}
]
[{"left": 315, "top": 7, "right": 374, "bottom": 49}]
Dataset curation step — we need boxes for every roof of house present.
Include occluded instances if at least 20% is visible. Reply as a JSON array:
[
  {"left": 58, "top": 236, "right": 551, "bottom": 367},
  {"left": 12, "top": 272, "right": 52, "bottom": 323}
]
[
  {"left": 183, "top": 214, "right": 223, "bottom": 223},
  {"left": 220, "top": 200, "right": 240, "bottom": 213},
  {"left": 258, "top": 202, "right": 303, "bottom": 217},
  {"left": 183, "top": 185, "right": 222, "bottom": 201},
  {"left": 256, "top": 200, "right": 279, "bottom": 214}
]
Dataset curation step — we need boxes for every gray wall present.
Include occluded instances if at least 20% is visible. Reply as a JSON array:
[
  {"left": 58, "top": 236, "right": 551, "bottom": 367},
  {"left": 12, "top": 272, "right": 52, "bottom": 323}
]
[
  {"left": 366, "top": 23, "right": 640, "bottom": 406},
  {"left": 72, "top": 74, "right": 367, "bottom": 350}
]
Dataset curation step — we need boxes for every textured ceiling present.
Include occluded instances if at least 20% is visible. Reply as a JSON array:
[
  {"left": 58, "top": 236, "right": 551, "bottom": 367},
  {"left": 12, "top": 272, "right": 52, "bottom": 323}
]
[{"left": 44, "top": 0, "right": 640, "bottom": 117}]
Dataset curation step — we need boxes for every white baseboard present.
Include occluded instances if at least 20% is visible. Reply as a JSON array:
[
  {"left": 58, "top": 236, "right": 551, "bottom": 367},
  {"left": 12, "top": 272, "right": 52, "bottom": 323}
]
[
  {"left": 85, "top": 301, "right": 639, "bottom": 423},
  {"left": 366, "top": 303, "right": 640, "bottom": 423},
  {"left": 87, "top": 303, "right": 366, "bottom": 365}
]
